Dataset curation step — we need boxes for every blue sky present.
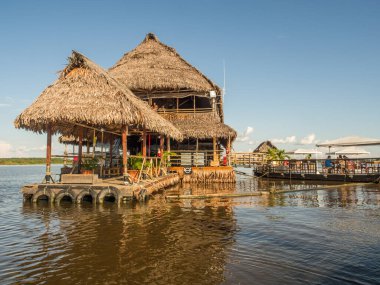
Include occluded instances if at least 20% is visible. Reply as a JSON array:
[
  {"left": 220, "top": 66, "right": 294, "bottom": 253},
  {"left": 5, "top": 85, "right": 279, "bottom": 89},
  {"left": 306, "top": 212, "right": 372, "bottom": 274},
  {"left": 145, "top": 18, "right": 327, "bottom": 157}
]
[{"left": 1, "top": 0, "right": 380, "bottom": 157}]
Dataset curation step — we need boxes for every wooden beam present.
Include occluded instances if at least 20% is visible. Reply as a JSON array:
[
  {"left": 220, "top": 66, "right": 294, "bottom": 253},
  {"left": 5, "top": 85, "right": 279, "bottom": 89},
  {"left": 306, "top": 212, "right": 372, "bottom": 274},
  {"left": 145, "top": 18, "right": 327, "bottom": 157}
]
[
  {"left": 167, "top": 136, "right": 171, "bottom": 162},
  {"left": 159, "top": 136, "right": 164, "bottom": 157},
  {"left": 227, "top": 135, "right": 231, "bottom": 166},
  {"left": 142, "top": 128, "right": 147, "bottom": 157},
  {"left": 122, "top": 126, "right": 128, "bottom": 176},
  {"left": 78, "top": 127, "right": 83, "bottom": 173},
  {"left": 109, "top": 134, "right": 113, "bottom": 167},
  {"left": 45, "top": 124, "right": 52, "bottom": 182},
  {"left": 212, "top": 136, "right": 219, "bottom": 166},
  {"left": 195, "top": 138, "right": 199, "bottom": 167}
]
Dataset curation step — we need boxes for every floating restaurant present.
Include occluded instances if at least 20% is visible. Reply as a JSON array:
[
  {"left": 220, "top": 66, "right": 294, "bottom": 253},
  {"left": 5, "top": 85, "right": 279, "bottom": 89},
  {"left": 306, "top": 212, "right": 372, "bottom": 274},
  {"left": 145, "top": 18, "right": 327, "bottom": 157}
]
[{"left": 16, "top": 34, "right": 237, "bottom": 204}]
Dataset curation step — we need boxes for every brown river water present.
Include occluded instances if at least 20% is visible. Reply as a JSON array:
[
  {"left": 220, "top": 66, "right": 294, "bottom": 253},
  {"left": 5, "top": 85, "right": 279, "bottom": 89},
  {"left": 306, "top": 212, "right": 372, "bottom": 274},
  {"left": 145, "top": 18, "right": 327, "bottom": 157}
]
[{"left": 0, "top": 165, "right": 379, "bottom": 285}]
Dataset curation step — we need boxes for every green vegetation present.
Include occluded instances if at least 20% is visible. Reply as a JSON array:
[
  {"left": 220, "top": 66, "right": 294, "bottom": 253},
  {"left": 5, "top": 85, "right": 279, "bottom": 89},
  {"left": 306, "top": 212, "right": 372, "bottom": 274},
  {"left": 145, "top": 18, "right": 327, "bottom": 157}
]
[
  {"left": 266, "top": 148, "right": 290, "bottom": 161},
  {"left": 0, "top": 158, "right": 64, "bottom": 165}
]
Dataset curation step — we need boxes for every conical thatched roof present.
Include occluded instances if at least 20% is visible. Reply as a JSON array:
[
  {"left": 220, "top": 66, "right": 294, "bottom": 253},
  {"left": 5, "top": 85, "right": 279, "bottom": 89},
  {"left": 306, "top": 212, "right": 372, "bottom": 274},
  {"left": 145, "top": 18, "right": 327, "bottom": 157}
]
[
  {"left": 161, "top": 113, "right": 236, "bottom": 140},
  {"left": 253, "top": 141, "right": 277, "bottom": 153},
  {"left": 109, "top": 33, "right": 221, "bottom": 95},
  {"left": 14, "top": 51, "right": 182, "bottom": 140}
]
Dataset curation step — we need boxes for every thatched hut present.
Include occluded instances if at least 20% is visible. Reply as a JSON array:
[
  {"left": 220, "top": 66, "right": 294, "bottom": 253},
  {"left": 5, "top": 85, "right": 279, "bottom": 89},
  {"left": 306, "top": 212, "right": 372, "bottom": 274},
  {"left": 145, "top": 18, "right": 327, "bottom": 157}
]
[
  {"left": 15, "top": 51, "right": 182, "bottom": 180},
  {"left": 109, "top": 33, "right": 236, "bottom": 167},
  {"left": 253, "top": 141, "right": 278, "bottom": 154}
]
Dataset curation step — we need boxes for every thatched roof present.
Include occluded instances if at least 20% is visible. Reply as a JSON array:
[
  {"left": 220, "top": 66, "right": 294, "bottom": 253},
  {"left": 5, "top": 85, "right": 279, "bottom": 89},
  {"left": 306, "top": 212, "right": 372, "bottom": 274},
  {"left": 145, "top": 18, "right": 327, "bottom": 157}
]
[
  {"left": 160, "top": 113, "right": 236, "bottom": 140},
  {"left": 253, "top": 141, "right": 277, "bottom": 153},
  {"left": 14, "top": 51, "right": 182, "bottom": 140},
  {"left": 109, "top": 33, "right": 222, "bottom": 95}
]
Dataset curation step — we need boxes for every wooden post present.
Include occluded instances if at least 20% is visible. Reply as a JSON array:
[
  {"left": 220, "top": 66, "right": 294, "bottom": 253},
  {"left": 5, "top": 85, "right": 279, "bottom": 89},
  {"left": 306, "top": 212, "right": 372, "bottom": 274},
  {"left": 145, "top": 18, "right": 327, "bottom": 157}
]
[
  {"left": 159, "top": 136, "right": 164, "bottom": 157},
  {"left": 45, "top": 124, "right": 52, "bottom": 182},
  {"left": 167, "top": 136, "right": 171, "bottom": 162},
  {"left": 109, "top": 134, "right": 113, "bottom": 167},
  {"left": 176, "top": 98, "right": 179, "bottom": 111},
  {"left": 195, "top": 138, "right": 199, "bottom": 167},
  {"left": 92, "top": 129, "right": 96, "bottom": 158},
  {"left": 227, "top": 135, "right": 231, "bottom": 166},
  {"left": 142, "top": 128, "right": 147, "bottom": 157},
  {"left": 86, "top": 139, "right": 90, "bottom": 154},
  {"left": 122, "top": 126, "right": 128, "bottom": 177},
  {"left": 213, "top": 136, "right": 218, "bottom": 165},
  {"left": 78, "top": 127, "right": 83, "bottom": 173}
]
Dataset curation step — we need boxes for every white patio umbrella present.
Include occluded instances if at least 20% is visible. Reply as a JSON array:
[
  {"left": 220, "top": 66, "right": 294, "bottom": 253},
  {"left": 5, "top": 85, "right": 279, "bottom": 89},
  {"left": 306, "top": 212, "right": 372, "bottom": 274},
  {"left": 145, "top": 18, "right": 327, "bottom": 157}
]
[
  {"left": 286, "top": 148, "right": 323, "bottom": 155},
  {"left": 327, "top": 147, "right": 370, "bottom": 156}
]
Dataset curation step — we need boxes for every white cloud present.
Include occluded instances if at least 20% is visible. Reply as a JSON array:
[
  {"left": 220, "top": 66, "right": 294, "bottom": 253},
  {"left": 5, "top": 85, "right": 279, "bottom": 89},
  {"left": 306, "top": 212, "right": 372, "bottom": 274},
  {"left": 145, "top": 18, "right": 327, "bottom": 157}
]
[
  {"left": 236, "top": 126, "right": 254, "bottom": 142},
  {"left": 0, "top": 141, "right": 12, "bottom": 157},
  {"left": 0, "top": 103, "right": 11, "bottom": 107},
  {"left": 300, "top": 133, "right": 316, "bottom": 145},
  {"left": 272, "top": 135, "right": 297, "bottom": 144}
]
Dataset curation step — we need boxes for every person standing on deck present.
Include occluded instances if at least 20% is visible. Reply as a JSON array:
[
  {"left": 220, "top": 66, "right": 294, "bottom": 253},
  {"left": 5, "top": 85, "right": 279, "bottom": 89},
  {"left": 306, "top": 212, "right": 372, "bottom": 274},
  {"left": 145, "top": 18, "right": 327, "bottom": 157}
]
[{"left": 325, "top": 155, "right": 333, "bottom": 174}]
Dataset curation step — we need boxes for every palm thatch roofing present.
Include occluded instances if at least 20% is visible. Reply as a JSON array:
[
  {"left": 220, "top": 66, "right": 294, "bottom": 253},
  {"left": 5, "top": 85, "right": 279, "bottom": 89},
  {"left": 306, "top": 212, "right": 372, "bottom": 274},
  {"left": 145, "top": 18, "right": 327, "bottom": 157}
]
[
  {"left": 253, "top": 141, "right": 277, "bottom": 153},
  {"left": 14, "top": 51, "right": 182, "bottom": 140},
  {"left": 161, "top": 113, "right": 236, "bottom": 141},
  {"left": 109, "top": 33, "right": 222, "bottom": 95}
]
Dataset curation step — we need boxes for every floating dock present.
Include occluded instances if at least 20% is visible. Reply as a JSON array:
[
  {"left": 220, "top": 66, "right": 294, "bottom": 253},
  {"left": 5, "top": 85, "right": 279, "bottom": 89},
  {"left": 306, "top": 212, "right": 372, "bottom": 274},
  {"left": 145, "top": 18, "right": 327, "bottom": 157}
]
[{"left": 22, "top": 173, "right": 180, "bottom": 204}]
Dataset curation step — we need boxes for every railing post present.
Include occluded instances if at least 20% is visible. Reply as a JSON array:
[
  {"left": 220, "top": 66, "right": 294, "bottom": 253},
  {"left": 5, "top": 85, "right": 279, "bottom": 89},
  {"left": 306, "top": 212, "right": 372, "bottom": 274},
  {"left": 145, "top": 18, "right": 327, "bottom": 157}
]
[
  {"left": 45, "top": 123, "right": 52, "bottom": 183},
  {"left": 122, "top": 125, "right": 128, "bottom": 179},
  {"left": 78, "top": 127, "right": 83, "bottom": 174}
]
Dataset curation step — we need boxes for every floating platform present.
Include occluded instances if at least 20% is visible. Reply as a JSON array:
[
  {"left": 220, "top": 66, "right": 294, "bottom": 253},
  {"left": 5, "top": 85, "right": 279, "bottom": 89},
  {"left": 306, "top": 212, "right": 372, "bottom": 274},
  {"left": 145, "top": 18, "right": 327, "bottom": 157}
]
[
  {"left": 254, "top": 171, "right": 380, "bottom": 183},
  {"left": 170, "top": 166, "right": 236, "bottom": 183},
  {"left": 22, "top": 173, "right": 180, "bottom": 204}
]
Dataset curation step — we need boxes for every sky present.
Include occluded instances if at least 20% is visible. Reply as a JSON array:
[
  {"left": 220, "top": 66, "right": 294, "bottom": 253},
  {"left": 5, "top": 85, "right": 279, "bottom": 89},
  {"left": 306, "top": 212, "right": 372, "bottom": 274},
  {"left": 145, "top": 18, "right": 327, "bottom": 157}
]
[{"left": 0, "top": 0, "right": 380, "bottom": 157}]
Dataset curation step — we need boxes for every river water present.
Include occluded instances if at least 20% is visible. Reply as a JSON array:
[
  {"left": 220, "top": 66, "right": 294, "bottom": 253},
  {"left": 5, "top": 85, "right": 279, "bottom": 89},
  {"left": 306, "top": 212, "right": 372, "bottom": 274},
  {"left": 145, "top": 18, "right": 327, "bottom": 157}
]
[{"left": 0, "top": 165, "right": 379, "bottom": 285}]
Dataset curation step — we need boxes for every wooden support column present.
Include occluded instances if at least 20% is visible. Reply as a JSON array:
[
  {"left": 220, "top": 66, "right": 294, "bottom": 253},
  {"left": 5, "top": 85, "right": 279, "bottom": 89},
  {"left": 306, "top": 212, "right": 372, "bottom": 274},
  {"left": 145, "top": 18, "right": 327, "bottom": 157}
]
[
  {"left": 166, "top": 136, "right": 171, "bottom": 162},
  {"left": 78, "top": 127, "right": 83, "bottom": 173},
  {"left": 109, "top": 135, "right": 113, "bottom": 167},
  {"left": 86, "top": 139, "right": 90, "bottom": 154},
  {"left": 92, "top": 129, "right": 96, "bottom": 158},
  {"left": 227, "top": 135, "right": 231, "bottom": 166},
  {"left": 212, "top": 136, "right": 219, "bottom": 166},
  {"left": 142, "top": 128, "right": 147, "bottom": 157},
  {"left": 122, "top": 126, "right": 128, "bottom": 177},
  {"left": 159, "top": 136, "right": 164, "bottom": 157},
  {"left": 45, "top": 124, "right": 52, "bottom": 182},
  {"left": 195, "top": 138, "right": 199, "bottom": 167}
]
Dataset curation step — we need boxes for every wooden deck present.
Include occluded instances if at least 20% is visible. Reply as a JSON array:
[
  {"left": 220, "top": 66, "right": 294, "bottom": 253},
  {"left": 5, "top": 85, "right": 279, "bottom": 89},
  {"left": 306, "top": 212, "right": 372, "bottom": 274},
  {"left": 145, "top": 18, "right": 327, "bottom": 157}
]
[
  {"left": 169, "top": 166, "right": 236, "bottom": 183},
  {"left": 22, "top": 173, "right": 180, "bottom": 204}
]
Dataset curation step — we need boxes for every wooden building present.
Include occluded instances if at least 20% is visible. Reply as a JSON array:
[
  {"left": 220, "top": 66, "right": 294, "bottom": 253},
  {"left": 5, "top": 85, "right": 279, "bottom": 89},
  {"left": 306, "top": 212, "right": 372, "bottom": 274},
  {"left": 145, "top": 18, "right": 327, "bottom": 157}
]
[
  {"left": 15, "top": 51, "right": 182, "bottom": 186},
  {"left": 109, "top": 33, "right": 237, "bottom": 171}
]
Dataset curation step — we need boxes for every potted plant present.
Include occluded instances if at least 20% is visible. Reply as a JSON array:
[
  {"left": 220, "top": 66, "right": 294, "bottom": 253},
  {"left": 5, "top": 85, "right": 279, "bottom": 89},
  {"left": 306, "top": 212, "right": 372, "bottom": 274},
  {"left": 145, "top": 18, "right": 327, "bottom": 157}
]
[{"left": 81, "top": 157, "right": 99, "bottom": 175}]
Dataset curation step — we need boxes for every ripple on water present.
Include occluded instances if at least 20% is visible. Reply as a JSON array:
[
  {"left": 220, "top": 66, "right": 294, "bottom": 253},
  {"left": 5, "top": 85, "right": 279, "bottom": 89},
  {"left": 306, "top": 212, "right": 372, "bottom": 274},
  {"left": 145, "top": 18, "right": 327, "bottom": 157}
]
[{"left": 0, "top": 166, "right": 379, "bottom": 285}]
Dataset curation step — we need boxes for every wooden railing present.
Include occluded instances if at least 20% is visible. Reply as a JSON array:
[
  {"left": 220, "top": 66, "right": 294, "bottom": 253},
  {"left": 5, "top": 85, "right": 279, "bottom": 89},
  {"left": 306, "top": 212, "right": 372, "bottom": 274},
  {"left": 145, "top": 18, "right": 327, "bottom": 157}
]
[
  {"left": 230, "top": 152, "right": 266, "bottom": 167},
  {"left": 254, "top": 158, "right": 380, "bottom": 175},
  {"left": 157, "top": 108, "right": 213, "bottom": 114}
]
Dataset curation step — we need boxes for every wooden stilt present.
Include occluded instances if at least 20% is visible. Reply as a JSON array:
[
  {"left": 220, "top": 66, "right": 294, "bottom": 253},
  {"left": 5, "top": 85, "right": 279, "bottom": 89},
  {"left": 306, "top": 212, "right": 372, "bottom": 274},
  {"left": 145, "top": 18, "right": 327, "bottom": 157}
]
[
  {"left": 78, "top": 127, "right": 83, "bottom": 173},
  {"left": 195, "top": 138, "right": 199, "bottom": 167},
  {"left": 92, "top": 129, "right": 96, "bottom": 158},
  {"left": 109, "top": 134, "right": 113, "bottom": 167},
  {"left": 159, "top": 136, "right": 164, "bottom": 157},
  {"left": 227, "top": 135, "right": 231, "bottom": 166},
  {"left": 122, "top": 126, "right": 128, "bottom": 177},
  {"left": 86, "top": 139, "right": 90, "bottom": 154},
  {"left": 45, "top": 124, "right": 52, "bottom": 182},
  {"left": 212, "top": 136, "right": 219, "bottom": 166},
  {"left": 166, "top": 136, "right": 171, "bottom": 162},
  {"left": 142, "top": 128, "right": 147, "bottom": 157}
]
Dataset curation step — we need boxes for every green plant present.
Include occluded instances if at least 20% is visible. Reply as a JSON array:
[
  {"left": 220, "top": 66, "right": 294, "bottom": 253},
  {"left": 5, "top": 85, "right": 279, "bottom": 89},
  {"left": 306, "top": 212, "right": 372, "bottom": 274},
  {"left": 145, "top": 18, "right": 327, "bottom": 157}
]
[
  {"left": 266, "top": 148, "right": 289, "bottom": 161},
  {"left": 82, "top": 157, "right": 99, "bottom": 170},
  {"left": 162, "top": 151, "right": 177, "bottom": 167}
]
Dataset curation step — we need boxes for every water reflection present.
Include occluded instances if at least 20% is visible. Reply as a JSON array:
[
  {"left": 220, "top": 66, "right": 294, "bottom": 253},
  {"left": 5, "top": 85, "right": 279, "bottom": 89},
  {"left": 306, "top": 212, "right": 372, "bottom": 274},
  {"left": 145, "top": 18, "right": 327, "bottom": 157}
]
[
  {"left": 16, "top": 200, "right": 236, "bottom": 285},
  {"left": 1, "top": 166, "right": 380, "bottom": 285}
]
